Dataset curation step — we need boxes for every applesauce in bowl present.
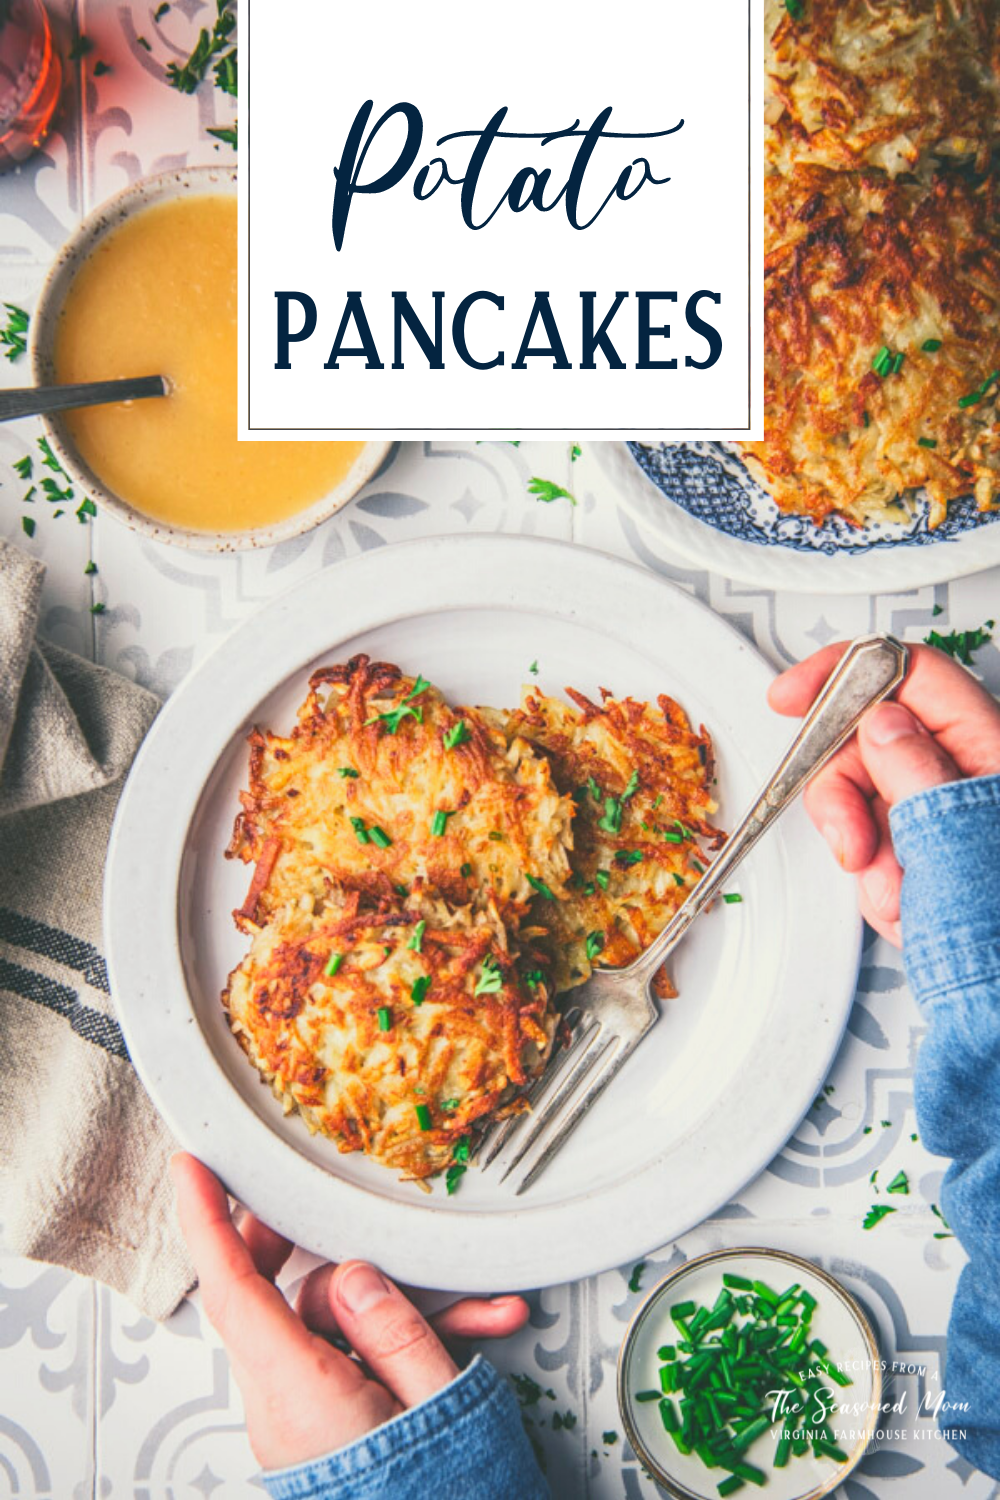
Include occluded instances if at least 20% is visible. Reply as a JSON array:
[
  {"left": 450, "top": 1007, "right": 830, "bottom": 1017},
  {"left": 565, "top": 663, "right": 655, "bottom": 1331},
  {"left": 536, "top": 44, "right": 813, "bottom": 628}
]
[{"left": 32, "top": 167, "right": 389, "bottom": 551}]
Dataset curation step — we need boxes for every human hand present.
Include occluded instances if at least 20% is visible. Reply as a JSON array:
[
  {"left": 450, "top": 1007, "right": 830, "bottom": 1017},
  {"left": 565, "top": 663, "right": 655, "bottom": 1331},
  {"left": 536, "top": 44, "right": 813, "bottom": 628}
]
[
  {"left": 171, "top": 1153, "right": 529, "bottom": 1471},
  {"left": 769, "top": 642, "right": 1000, "bottom": 946}
]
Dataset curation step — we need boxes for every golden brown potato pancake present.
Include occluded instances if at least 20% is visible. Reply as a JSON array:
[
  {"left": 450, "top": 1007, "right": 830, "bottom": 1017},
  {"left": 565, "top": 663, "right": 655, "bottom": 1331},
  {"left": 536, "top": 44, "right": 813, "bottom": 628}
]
[
  {"left": 741, "top": 165, "right": 1000, "bottom": 527},
  {"left": 224, "top": 888, "right": 554, "bottom": 1181},
  {"left": 227, "top": 654, "right": 574, "bottom": 930},
  {"left": 494, "top": 686, "right": 723, "bottom": 995}
]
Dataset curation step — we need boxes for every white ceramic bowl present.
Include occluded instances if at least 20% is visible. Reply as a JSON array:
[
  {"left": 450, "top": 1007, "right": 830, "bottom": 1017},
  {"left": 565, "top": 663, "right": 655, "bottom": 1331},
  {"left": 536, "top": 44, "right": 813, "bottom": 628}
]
[
  {"left": 31, "top": 165, "right": 390, "bottom": 552},
  {"left": 618, "top": 1247, "right": 882, "bottom": 1500}
]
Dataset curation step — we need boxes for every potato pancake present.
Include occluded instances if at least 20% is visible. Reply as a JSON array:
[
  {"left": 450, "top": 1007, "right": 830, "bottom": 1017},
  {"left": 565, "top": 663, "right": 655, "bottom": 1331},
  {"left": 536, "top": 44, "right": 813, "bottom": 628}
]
[
  {"left": 745, "top": 0, "right": 1000, "bottom": 527},
  {"left": 224, "top": 662, "right": 724, "bottom": 1186},
  {"left": 766, "top": 0, "right": 1000, "bottom": 178},
  {"left": 494, "top": 686, "right": 723, "bottom": 995},
  {"left": 224, "top": 888, "right": 554, "bottom": 1181},
  {"left": 227, "top": 654, "right": 574, "bottom": 930},
  {"left": 741, "top": 165, "right": 1000, "bottom": 527}
]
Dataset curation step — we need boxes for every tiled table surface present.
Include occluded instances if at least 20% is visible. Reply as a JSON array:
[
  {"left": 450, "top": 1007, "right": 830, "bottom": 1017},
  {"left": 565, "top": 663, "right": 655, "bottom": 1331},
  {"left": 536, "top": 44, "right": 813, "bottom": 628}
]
[{"left": 3, "top": 5, "right": 1000, "bottom": 1498}]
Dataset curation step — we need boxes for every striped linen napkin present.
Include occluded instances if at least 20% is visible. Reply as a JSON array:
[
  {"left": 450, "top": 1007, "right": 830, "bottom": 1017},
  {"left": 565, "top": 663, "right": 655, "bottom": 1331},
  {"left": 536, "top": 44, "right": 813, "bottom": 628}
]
[{"left": 0, "top": 540, "right": 194, "bottom": 1319}]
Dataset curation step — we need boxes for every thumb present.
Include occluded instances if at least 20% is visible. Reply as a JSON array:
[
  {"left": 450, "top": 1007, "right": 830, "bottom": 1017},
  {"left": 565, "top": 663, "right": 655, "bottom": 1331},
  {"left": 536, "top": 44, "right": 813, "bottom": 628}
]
[
  {"left": 329, "top": 1261, "right": 459, "bottom": 1408},
  {"left": 858, "top": 702, "right": 961, "bottom": 808}
]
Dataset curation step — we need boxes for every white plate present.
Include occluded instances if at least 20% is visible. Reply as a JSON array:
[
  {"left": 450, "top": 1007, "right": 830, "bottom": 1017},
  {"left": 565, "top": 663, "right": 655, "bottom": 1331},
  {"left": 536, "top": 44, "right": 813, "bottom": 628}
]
[
  {"left": 590, "top": 442, "right": 1000, "bottom": 595},
  {"left": 104, "top": 536, "right": 862, "bottom": 1293}
]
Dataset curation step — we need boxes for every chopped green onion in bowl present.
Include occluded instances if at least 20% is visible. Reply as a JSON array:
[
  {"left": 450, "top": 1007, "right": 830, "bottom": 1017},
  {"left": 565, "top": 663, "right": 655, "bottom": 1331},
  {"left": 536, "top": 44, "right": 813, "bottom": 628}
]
[{"left": 617, "top": 1248, "right": 880, "bottom": 1498}]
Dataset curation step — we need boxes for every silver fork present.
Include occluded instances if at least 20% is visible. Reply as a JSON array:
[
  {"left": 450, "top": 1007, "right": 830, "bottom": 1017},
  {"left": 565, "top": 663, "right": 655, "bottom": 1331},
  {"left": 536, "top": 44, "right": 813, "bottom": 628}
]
[{"left": 480, "top": 634, "right": 909, "bottom": 1194}]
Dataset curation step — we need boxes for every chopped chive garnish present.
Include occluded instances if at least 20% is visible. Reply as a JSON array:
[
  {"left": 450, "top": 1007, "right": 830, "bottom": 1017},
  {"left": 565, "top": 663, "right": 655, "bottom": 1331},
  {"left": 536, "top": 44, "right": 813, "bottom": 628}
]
[
  {"left": 616, "top": 850, "right": 644, "bottom": 867},
  {"left": 415, "top": 1103, "right": 432, "bottom": 1130},
  {"left": 338, "top": 766, "right": 359, "bottom": 778},
  {"left": 529, "top": 659, "right": 539, "bottom": 674},
  {"left": 324, "top": 952, "right": 344, "bottom": 977},
  {"left": 587, "top": 775, "right": 602, "bottom": 801},
  {"left": 526, "top": 873, "right": 555, "bottom": 899},
  {"left": 431, "top": 809, "right": 455, "bottom": 837},
  {"left": 599, "top": 795, "right": 623, "bottom": 834},
  {"left": 723, "top": 893, "right": 743, "bottom": 905},
  {"left": 444, "top": 720, "right": 471, "bottom": 750},
  {"left": 891, "top": 352, "right": 905, "bottom": 375},
  {"left": 635, "top": 1390, "right": 661, "bottom": 1402},
  {"left": 488, "top": 830, "right": 504, "bottom": 842},
  {"left": 408, "top": 920, "right": 427, "bottom": 952},
  {"left": 922, "top": 338, "right": 941, "bottom": 352},
  {"left": 595, "top": 869, "right": 610, "bottom": 890},
  {"left": 445, "top": 1163, "right": 466, "bottom": 1194},
  {"left": 376, "top": 1007, "right": 391, "bottom": 1031},
  {"left": 585, "top": 930, "right": 605, "bottom": 961},
  {"left": 623, "top": 770, "right": 640, "bottom": 799},
  {"left": 442, "top": 1098, "right": 459, "bottom": 1110},
  {"left": 369, "top": 825, "right": 392, "bottom": 848},
  {"left": 350, "top": 815, "right": 369, "bottom": 844},
  {"left": 411, "top": 975, "right": 431, "bottom": 1006},
  {"left": 460, "top": 862, "right": 473, "bottom": 877},
  {"left": 918, "top": 437, "right": 937, "bottom": 448}
]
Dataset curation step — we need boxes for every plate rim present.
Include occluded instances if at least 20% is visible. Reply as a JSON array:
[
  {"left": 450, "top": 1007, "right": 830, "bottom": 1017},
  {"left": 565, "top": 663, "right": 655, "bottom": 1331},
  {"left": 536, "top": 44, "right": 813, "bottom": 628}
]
[
  {"left": 589, "top": 441, "right": 1000, "bottom": 595},
  {"left": 104, "top": 534, "right": 862, "bottom": 1292}
]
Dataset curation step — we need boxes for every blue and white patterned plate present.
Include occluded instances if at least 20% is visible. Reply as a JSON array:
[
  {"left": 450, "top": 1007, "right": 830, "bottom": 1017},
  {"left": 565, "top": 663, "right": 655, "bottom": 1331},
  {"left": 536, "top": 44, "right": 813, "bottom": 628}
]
[{"left": 589, "top": 442, "right": 1000, "bottom": 594}]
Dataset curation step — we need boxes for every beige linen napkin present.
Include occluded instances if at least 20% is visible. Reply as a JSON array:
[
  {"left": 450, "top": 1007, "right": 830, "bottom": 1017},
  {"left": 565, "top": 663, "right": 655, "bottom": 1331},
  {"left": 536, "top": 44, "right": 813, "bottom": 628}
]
[{"left": 0, "top": 540, "right": 195, "bottom": 1319}]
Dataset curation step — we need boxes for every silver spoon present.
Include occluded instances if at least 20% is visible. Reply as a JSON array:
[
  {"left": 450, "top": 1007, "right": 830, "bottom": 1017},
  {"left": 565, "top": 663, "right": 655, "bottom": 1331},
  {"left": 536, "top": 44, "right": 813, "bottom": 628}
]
[{"left": 0, "top": 375, "right": 168, "bottom": 422}]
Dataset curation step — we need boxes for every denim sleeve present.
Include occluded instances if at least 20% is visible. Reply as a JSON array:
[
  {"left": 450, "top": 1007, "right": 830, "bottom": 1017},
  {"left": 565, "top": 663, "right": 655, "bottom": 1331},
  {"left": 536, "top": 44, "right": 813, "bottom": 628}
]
[
  {"left": 259, "top": 1354, "right": 550, "bottom": 1500},
  {"left": 890, "top": 773, "right": 1000, "bottom": 1481}
]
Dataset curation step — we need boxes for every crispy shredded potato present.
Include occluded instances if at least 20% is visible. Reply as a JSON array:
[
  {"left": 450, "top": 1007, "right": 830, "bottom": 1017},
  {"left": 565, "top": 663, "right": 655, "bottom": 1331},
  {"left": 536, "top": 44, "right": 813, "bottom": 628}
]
[
  {"left": 225, "top": 889, "right": 554, "bottom": 1180},
  {"left": 765, "top": 0, "right": 1000, "bottom": 178},
  {"left": 745, "top": 0, "right": 1000, "bottom": 528},
  {"left": 742, "top": 166, "right": 1000, "bottom": 527},
  {"left": 224, "top": 661, "right": 725, "bottom": 1184},
  {"left": 494, "top": 687, "right": 722, "bottom": 995},
  {"left": 227, "top": 654, "right": 573, "bottom": 928}
]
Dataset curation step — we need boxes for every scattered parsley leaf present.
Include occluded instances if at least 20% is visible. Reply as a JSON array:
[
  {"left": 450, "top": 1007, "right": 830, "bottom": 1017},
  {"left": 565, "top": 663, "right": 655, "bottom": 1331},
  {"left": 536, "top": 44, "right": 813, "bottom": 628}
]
[
  {"left": 602, "top": 1431, "right": 617, "bottom": 1446},
  {"left": 166, "top": 0, "right": 235, "bottom": 93},
  {"left": 585, "top": 930, "right": 605, "bottom": 961},
  {"left": 887, "top": 1170, "right": 909, "bottom": 1195},
  {"left": 154, "top": 2, "right": 171, "bottom": 18},
  {"left": 68, "top": 34, "right": 94, "bottom": 59},
  {"left": 137, "top": 35, "right": 152, "bottom": 50},
  {"left": 528, "top": 476, "right": 577, "bottom": 506},
  {"left": 207, "top": 123, "right": 237, "bottom": 149},
  {"left": 13, "top": 455, "right": 32, "bottom": 480},
  {"left": 628, "top": 1260, "right": 646, "bottom": 1294},
  {"left": 21, "top": 516, "right": 35, "bottom": 538},
  {"left": 38, "top": 436, "right": 65, "bottom": 473},
  {"left": 863, "top": 1204, "right": 896, "bottom": 1230},
  {"left": 443, "top": 719, "right": 471, "bottom": 750},
  {"left": 924, "top": 623, "right": 993, "bottom": 665},
  {"left": 93, "top": 60, "right": 112, "bottom": 76},
  {"left": 1, "top": 303, "right": 28, "bottom": 362},
  {"left": 474, "top": 955, "right": 504, "bottom": 996},
  {"left": 571, "top": 444, "right": 582, "bottom": 461},
  {"left": 90, "top": 601, "right": 106, "bottom": 615},
  {"left": 529, "top": 659, "right": 539, "bottom": 675}
]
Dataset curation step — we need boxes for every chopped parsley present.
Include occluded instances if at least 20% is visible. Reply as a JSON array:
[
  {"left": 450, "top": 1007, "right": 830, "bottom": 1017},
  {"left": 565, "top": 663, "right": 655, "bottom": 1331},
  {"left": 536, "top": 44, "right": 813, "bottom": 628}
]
[
  {"left": 93, "top": 60, "right": 112, "bottom": 75},
  {"left": 207, "top": 124, "right": 238, "bottom": 149},
  {"left": 68, "top": 34, "right": 94, "bottom": 60},
  {"left": 84, "top": 561, "right": 97, "bottom": 576},
  {"left": 595, "top": 869, "right": 610, "bottom": 890},
  {"left": 551, "top": 1410, "right": 577, "bottom": 1432},
  {"left": 89, "top": 601, "right": 105, "bottom": 615},
  {"left": 154, "top": 2, "right": 171, "bottom": 17},
  {"left": 528, "top": 476, "right": 577, "bottom": 506},
  {"left": 571, "top": 443, "right": 582, "bottom": 461},
  {"left": 785, "top": 0, "right": 803, "bottom": 15},
  {"left": 21, "top": 516, "right": 35, "bottom": 539},
  {"left": 441, "top": 1098, "right": 459, "bottom": 1110},
  {"left": 474, "top": 955, "right": 504, "bottom": 995},
  {"left": 628, "top": 1261, "right": 646, "bottom": 1293},
  {"left": 602, "top": 1431, "right": 617, "bottom": 1446},
  {"left": 886, "top": 1170, "right": 909, "bottom": 1195},
  {"left": 932, "top": 1202, "right": 953, "bottom": 1239},
  {"left": 408, "top": 919, "right": 427, "bottom": 952},
  {"left": 863, "top": 1204, "right": 896, "bottom": 1230},
  {"left": 13, "top": 455, "right": 32, "bottom": 480},
  {"left": 585, "top": 930, "right": 605, "bottom": 961},
  {"left": 76, "top": 497, "right": 97, "bottom": 522},
  {"left": 337, "top": 766, "right": 359, "bottom": 778},
  {"left": 137, "top": 35, "right": 152, "bottom": 50},
  {"left": 443, "top": 720, "right": 471, "bottom": 750},
  {"left": 924, "top": 621, "right": 993, "bottom": 665},
  {"left": 529, "top": 659, "right": 539, "bottom": 675},
  {"left": 598, "top": 795, "right": 623, "bottom": 834},
  {"left": 723, "top": 892, "right": 743, "bottom": 905},
  {"left": 615, "top": 849, "right": 644, "bottom": 867},
  {"left": 460, "top": 862, "right": 473, "bottom": 878},
  {"left": 445, "top": 1163, "right": 466, "bottom": 1194},
  {"left": 1, "top": 303, "right": 28, "bottom": 362},
  {"left": 166, "top": 0, "right": 235, "bottom": 93}
]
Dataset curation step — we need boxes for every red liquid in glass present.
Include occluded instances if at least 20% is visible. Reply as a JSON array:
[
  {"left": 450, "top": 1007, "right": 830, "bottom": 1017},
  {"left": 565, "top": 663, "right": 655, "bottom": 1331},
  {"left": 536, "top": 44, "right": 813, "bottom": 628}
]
[{"left": 0, "top": 0, "right": 61, "bottom": 171}]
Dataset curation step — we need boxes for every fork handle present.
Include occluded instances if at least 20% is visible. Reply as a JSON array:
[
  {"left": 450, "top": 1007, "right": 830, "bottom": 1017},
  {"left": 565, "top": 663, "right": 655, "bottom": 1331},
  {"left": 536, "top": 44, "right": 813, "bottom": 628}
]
[{"left": 630, "top": 635, "right": 909, "bottom": 981}]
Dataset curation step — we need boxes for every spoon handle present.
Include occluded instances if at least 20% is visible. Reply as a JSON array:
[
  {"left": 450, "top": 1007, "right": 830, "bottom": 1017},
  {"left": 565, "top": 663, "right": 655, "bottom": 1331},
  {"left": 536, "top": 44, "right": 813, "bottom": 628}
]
[{"left": 0, "top": 375, "right": 167, "bottom": 423}]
